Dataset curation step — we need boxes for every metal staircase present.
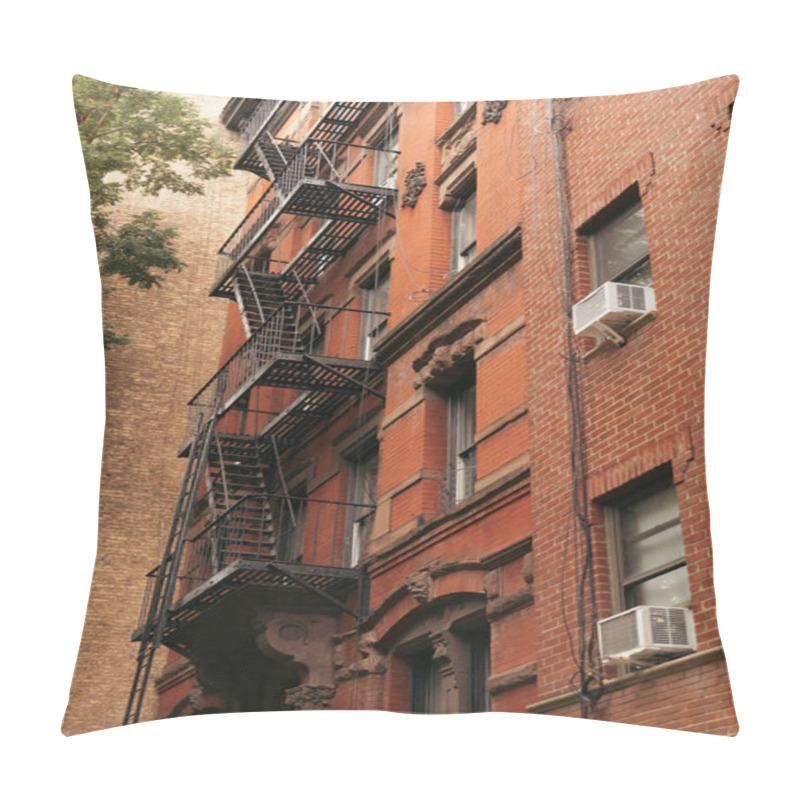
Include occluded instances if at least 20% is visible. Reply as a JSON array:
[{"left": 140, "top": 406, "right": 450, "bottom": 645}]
[
  {"left": 123, "top": 414, "right": 216, "bottom": 726},
  {"left": 123, "top": 99, "right": 391, "bottom": 724}
]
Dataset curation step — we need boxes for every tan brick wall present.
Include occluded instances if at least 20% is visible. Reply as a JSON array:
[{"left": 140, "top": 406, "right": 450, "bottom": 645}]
[{"left": 61, "top": 93, "right": 250, "bottom": 735}]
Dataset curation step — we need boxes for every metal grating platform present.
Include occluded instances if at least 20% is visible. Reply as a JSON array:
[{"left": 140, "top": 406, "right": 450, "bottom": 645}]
[
  {"left": 162, "top": 559, "right": 363, "bottom": 650},
  {"left": 259, "top": 388, "right": 358, "bottom": 455},
  {"left": 235, "top": 101, "right": 372, "bottom": 181},
  {"left": 254, "top": 353, "right": 376, "bottom": 394},
  {"left": 284, "top": 180, "right": 393, "bottom": 224}
]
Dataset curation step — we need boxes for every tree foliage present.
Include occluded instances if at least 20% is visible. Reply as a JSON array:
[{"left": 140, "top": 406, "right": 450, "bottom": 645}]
[{"left": 73, "top": 75, "right": 235, "bottom": 348}]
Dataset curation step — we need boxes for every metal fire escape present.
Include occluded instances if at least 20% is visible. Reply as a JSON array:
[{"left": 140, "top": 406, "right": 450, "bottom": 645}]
[{"left": 124, "top": 100, "right": 396, "bottom": 724}]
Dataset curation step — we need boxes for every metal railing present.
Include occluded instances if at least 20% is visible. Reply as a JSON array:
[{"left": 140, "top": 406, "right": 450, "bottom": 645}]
[
  {"left": 217, "top": 139, "right": 398, "bottom": 281},
  {"left": 188, "top": 301, "right": 382, "bottom": 422},
  {"left": 178, "top": 493, "right": 276, "bottom": 593},
  {"left": 440, "top": 450, "right": 478, "bottom": 510},
  {"left": 239, "top": 99, "right": 281, "bottom": 143}
]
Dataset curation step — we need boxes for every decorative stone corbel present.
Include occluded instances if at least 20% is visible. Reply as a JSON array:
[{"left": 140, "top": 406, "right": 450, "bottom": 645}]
[{"left": 252, "top": 610, "right": 338, "bottom": 686}]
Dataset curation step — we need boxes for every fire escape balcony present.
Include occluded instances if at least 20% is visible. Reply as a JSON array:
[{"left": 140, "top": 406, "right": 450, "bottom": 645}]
[
  {"left": 188, "top": 301, "right": 385, "bottom": 427},
  {"left": 233, "top": 98, "right": 299, "bottom": 178},
  {"left": 137, "top": 492, "right": 370, "bottom": 655},
  {"left": 212, "top": 136, "right": 398, "bottom": 299}
]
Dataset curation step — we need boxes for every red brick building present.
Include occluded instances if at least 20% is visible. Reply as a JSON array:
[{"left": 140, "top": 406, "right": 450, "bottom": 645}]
[{"left": 128, "top": 77, "right": 738, "bottom": 733}]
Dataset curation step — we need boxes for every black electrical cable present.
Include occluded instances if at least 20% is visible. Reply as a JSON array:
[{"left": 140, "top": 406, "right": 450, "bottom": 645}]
[{"left": 548, "top": 98, "right": 605, "bottom": 717}]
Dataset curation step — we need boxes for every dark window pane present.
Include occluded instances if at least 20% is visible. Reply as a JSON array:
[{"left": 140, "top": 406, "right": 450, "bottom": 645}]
[{"left": 591, "top": 201, "right": 649, "bottom": 285}]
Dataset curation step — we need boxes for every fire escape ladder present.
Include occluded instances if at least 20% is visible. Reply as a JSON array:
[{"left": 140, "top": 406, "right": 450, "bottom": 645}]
[
  {"left": 123, "top": 413, "right": 216, "bottom": 726},
  {"left": 202, "top": 432, "right": 275, "bottom": 571},
  {"left": 252, "top": 141, "right": 285, "bottom": 199}
]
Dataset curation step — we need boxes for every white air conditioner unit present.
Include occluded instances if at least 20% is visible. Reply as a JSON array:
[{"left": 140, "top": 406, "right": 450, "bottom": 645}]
[
  {"left": 573, "top": 282, "right": 656, "bottom": 343},
  {"left": 598, "top": 605, "right": 696, "bottom": 665}
]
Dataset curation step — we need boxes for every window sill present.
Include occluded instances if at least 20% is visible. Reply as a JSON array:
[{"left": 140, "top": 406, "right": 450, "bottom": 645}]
[{"left": 526, "top": 645, "right": 727, "bottom": 715}]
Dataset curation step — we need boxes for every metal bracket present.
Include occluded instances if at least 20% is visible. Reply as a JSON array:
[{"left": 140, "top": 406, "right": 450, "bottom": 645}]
[
  {"left": 327, "top": 181, "right": 397, "bottom": 221},
  {"left": 593, "top": 322, "right": 626, "bottom": 347},
  {"left": 267, "top": 562, "right": 365, "bottom": 620},
  {"left": 303, "top": 354, "right": 385, "bottom": 400}
]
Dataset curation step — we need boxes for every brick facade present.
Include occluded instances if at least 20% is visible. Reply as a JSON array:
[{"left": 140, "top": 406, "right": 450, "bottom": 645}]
[{"left": 77, "top": 80, "right": 737, "bottom": 735}]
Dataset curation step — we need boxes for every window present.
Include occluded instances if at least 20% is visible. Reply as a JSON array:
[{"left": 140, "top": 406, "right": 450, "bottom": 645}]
[
  {"left": 453, "top": 101, "right": 473, "bottom": 120},
  {"left": 345, "top": 446, "right": 379, "bottom": 567},
  {"left": 372, "top": 121, "right": 399, "bottom": 189},
  {"left": 277, "top": 492, "right": 307, "bottom": 562},
  {"left": 609, "top": 481, "right": 690, "bottom": 610},
  {"left": 450, "top": 190, "right": 477, "bottom": 274},
  {"left": 406, "top": 616, "right": 489, "bottom": 713},
  {"left": 447, "top": 378, "right": 476, "bottom": 505},
  {"left": 305, "top": 318, "right": 326, "bottom": 356},
  {"left": 359, "top": 266, "right": 390, "bottom": 360},
  {"left": 410, "top": 649, "right": 445, "bottom": 714},
  {"left": 465, "top": 622, "right": 491, "bottom": 712},
  {"left": 589, "top": 199, "right": 651, "bottom": 287}
]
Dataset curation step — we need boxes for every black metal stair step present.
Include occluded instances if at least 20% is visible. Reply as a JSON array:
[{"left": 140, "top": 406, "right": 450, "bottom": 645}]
[{"left": 220, "top": 539, "right": 275, "bottom": 551}]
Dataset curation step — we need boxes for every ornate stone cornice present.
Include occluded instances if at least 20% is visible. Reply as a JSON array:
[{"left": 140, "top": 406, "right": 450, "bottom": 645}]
[{"left": 401, "top": 162, "right": 427, "bottom": 208}]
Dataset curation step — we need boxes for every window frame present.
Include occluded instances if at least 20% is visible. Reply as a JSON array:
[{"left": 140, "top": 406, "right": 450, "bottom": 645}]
[
  {"left": 359, "top": 263, "right": 391, "bottom": 360},
  {"left": 450, "top": 189, "right": 477, "bottom": 275},
  {"left": 371, "top": 117, "right": 399, "bottom": 190},
  {"left": 452, "top": 101, "right": 475, "bottom": 121},
  {"left": 277, "top": 489, "right": 307, "bottom": 563},
  {"left": 409, "top": 647, "right": 445, "bottom": 714},
  {"left": 447, "top": 377, "right": 477, "bottom": 506},
  {"left": 605, "top": 476, "right": 691, "bottom": 613},
  {"left": 588, "top": 197, "right": 651, "bottom": 289},
  {"left": 344, "top": 444, "right": 380, "bottom": 567}
]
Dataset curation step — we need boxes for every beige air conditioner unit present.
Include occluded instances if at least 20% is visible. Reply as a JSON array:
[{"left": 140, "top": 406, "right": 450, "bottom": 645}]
[
  {"left": 598, "top": 605, "right": 696, "bottom": 665},
  {"left": 573, "top": 282, "right": 656, "bottom": 344}
]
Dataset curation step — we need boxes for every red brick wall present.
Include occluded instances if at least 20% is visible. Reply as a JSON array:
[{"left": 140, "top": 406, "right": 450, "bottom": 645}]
[{"left": 521, "top": 77, "right": 738, "bottom": 732}]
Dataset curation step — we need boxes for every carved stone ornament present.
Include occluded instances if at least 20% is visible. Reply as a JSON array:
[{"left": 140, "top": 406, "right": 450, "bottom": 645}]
[
  {"left": 402, "top": 162, "right": 427, "bottom": 208},
  {"left": 439, "top": 121, "right": 476, "bottom": 176},
  {"left": 284, "top": 684, "right": 336, "bottom": 710},
  {"left": 482, "top": 101, "right": 508, "bottom": 125},
  {"left": 413, "top": 322, "right": 486, "bottom": 389},
  {"left": 252, "top": 610, "right": 337, "bottom": 686},
  {"left": 355, "top": 631, "right": 387, "bottom": 675},
  {"left": 405, "top": 568, "right": 434, "bottom": 604}
]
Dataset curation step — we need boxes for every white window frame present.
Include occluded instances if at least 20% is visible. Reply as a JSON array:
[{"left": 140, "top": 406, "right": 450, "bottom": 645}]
[
  {"left": 345, "top": 446, "right": 379, "bottom": 567},
  {"left": 359, "top": 267, "right": 390, "bottom": 360},
  {"left": 447, "top": 381, "right": 476, "bottom": 505},
  {"left": 372, "top": 120, "right": 399, "bottom": 189},
  {"left": 451, "top": 191, "right": 477, "bottom": 274}
]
